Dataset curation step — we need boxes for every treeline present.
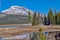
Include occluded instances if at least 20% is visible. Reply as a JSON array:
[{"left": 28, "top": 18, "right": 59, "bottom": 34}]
[
  {"left": 46, "top": 8, "right": 60, "bottom": 25},
  {"left": 28, "top": 8, "right": 60, "bottom": 26},
  {"left": 28, "top": 11, "right": 43, "bottom": 26}
]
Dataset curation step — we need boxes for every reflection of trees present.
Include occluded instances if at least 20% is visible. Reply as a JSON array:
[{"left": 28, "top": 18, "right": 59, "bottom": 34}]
[{"left": 55, "top": 33, "right": 60, "bottom": 40}]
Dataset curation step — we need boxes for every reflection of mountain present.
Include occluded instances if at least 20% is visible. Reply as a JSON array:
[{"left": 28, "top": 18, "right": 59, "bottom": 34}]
[{"left": 2, "top": 6, "right": 33, "bottom": 15}]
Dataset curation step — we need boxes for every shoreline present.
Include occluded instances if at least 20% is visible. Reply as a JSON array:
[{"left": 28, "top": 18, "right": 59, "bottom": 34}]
[{"left": 0, "top": 24, "right": 32, "bottom": 26}]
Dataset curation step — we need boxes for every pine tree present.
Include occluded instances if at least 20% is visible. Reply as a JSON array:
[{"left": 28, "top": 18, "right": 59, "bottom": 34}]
[
  {"left": 28, "top": 11, "right": 31, "bottom": 23},
  {"left": 37, "top": 12, "right": 40, "bottom": 24},
  {"left": 44, "top": 14, "right": 47, "bottom": 25},
  {"left": 54, "top": 9, "right": 57, "bottom": 25},
  {"left": 57, "top": 12, "right": 60, "bottom": 25},
  {"left": 32, "top": 12, "right": 37, "bottom": 26},
  {"left": 38, "top": 28, "right": 46, "bottom": 40},
  {"left": 48, "top": 8, "right": 53, "bottom": 25}
]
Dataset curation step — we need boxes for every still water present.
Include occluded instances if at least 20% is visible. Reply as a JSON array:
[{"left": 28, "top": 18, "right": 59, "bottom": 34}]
[{"left": 0, "top": 24, "right": 32, "bottom": 40}]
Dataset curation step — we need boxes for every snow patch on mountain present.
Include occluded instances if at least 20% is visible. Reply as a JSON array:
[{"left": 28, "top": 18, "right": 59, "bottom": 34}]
[{"left": 2, "top": 6, "right": 33, "bottom": 15}]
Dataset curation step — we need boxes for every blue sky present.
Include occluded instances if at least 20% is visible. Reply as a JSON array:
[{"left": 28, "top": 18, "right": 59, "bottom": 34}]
[{"left": 0, "top": 0, "right": 60, "bottom": 15}]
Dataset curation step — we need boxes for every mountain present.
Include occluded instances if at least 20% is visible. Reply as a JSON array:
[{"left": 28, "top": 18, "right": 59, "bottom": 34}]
[
  {"left": 0, "top": 6, "right": 33, "bottom": 24},
  {"left": 1, "top": 6, "right": 33, "bottom": 15},
  {"left": 0, "top": 6, "right": 43, "bottom": 24}
]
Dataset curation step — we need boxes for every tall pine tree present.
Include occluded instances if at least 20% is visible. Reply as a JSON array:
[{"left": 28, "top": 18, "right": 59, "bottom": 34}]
[
  {"left": 44, "top": 14, "right": 47, "bottom": 25},
  {"left": 37, "top": 12, "right": 40, "bottom": 24},
  {"left": 32, "top": 12, "right": 37, "bottom": 26},
  {"left": 57, "top": 12, "right": 60, "bottom": 25},
  {"left": 48, "top": 8, "right": 53, "bottom": 25},
  {"left": 28, "top": 11, "right": 31, "bottom": 23},
  {"left": 54, "top": 9, "right": 57, "bottom": 25}
]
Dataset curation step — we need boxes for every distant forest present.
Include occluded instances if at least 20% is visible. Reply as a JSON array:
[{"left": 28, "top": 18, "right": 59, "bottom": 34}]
[{"left": 32, "top": 8, "right": 60, "bottom": 25}]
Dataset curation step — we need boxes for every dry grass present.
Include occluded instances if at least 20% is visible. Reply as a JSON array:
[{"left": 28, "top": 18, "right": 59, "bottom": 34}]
[{"left": 0, "top": 25, "right": 60, "bottom": 37}]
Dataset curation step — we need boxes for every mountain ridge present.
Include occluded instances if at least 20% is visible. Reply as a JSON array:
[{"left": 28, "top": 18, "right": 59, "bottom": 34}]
[{"left": 1, "top": 6, "right": 33, "bottom": 15}]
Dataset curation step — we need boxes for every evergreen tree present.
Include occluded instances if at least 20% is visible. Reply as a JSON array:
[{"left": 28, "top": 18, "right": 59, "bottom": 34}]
[
  {"left": 57, "top": 12, "right": 60, "bottom": 25},
  {"left": 38, "top": 28, "right": 46, "bottom": 40},
  {"left": 28, "top": 11, "right": 31, "bottom": 23},
  {"left": 40, "top": 14, "right": 43, "bottom": 24},
  {"left": 44, "top": 14, "right": 47, "bottom": 25},
  {"left": 55, "top": 13, "right": 57, "bottom": 25},
  {"left": 32, "top": 12, "right": 37, "bottom": 26},
  {"left": 48, "top": 8, "right": 53, "bottom": 24},
  {"left": 37, "top": 12, "right": 40, "bottom": 24},
  {"left": 54, "top": 9, "right": 57, "bottom": 25}
]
